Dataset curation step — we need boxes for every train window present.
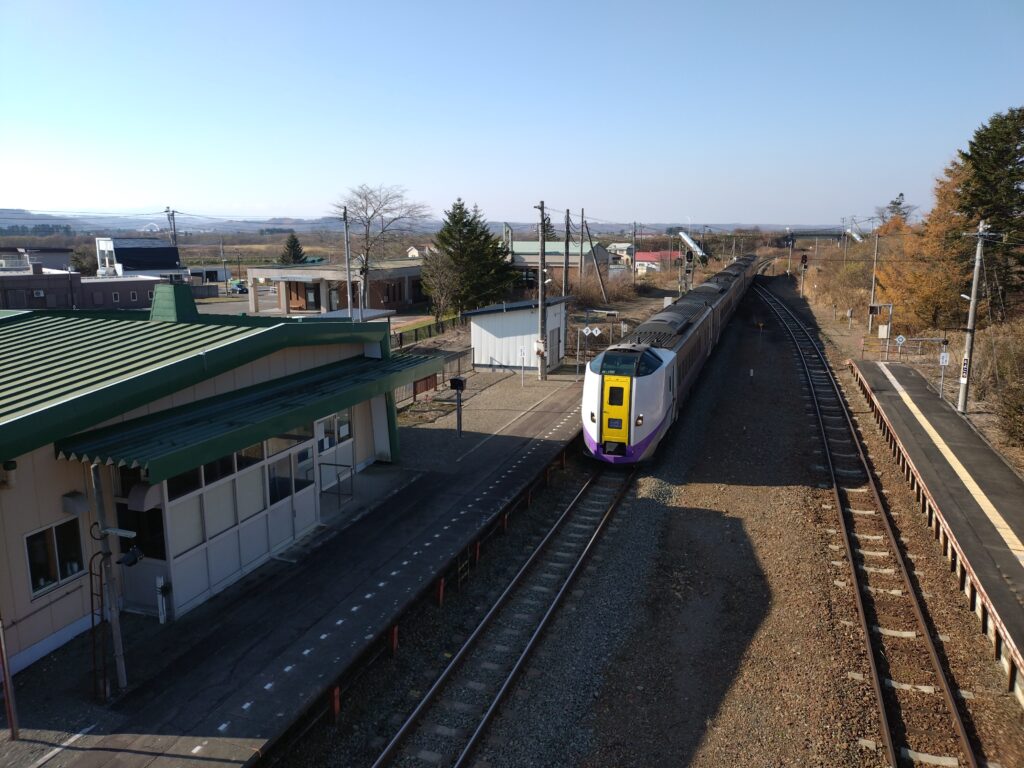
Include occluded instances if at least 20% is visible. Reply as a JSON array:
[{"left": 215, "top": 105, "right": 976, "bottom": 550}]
[
  {"left": 599, "top": 351, "right": 639, "bottom": 375},
  {"left": 608, "top": 387, "right": 624, "bottom": 406},
  {"left": 637, "top": 350, "right": 661, "bottom": 376}
]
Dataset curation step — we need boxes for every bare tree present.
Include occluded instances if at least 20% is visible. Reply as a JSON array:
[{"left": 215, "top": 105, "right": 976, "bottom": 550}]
[{"left": 331, "top": 184, "right": 430, "bottom": 311}]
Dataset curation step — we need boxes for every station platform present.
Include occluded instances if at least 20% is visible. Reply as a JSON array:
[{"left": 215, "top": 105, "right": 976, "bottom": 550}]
[
  {"left": 0, "top": 371, "right": 584, "bottom": 768},
  {"left": 851, "top": 360, "right": 1024, "bottom": 703}
]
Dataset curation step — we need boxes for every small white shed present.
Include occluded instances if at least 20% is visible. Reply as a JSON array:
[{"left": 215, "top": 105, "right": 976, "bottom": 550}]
[{"left": 463, "top": 297, "right": 570, "bottom": 373}]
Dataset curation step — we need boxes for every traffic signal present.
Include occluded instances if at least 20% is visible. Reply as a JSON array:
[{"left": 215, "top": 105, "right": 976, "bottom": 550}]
[
  {"left": 800, "top": 253, "right": 808, "bottom": 270},
  {"left": 685, "top": 250, "right": 694, "bottom": 263}
]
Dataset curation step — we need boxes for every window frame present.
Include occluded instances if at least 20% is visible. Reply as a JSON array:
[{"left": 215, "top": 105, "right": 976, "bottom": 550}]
[{"left": 25, "top": 517, "right": 85, "bottom": 599}]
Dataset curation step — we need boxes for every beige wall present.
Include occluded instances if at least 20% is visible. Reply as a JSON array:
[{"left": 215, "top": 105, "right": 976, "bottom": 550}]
[{"left": 0, "top": 445, "right": 112, "bottom": 667}]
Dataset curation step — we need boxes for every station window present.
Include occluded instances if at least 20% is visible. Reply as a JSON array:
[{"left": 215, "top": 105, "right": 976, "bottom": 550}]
[
  {"left": 268, "top": 456, "right": 292, "bottom": 504},
  {"left": 130, "top": 291, "right": 138, "bottom": 302},
  {"left": 236, "top": 442, "right": 264, "bottom": 470},
  {"left": 26, "top": 519, "right": 84, "bottom": 596},
  {"left": 116, "top": 503, "right": 167, "bottom": 560},
  {"left": 166, "top": 467, "right": 202, "bottom": 500},
  {"left": 147, "top": 291, "right": 154, "bottom": 300},
  {"left": 112, "top": 292, "right": 120, "bottom": 303},
  {"left": 337, "top": 409, "right": 351, "bottom": 441},
  {"left": 203, "top": 454, "right": 235, "bottom": 484},
  {"left": 267, "top": 423, "right": 314, "bottom": 456}
]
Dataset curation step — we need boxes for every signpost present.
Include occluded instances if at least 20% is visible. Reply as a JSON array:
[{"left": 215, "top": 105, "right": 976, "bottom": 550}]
[
  {"left": 450, "top": 377, "right": 465, "bottom": 437},
  {"left": 939, "top": 351, "right": 950, "bottom": 401}
]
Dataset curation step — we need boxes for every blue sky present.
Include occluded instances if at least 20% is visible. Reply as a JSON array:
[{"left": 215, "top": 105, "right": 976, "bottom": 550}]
[{"left": 2, "top": 0, "right": 1021, "bottom": 226}]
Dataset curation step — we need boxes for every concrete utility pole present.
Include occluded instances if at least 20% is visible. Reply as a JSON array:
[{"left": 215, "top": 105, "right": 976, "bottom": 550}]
[
  {"left": 867, "top": 232, "right": 880, "bottom": 333},
  {"left": 578, "top": 208, "right": 585, "bottom": 283},
  {"left": 563, "top": 209, "right": 570, "bottom": 296},
  {"left": 535, "top": 201, "right": 547, "bottom": 381},
  {"left": 631, "top": 222, "right": 637, "bottom": 287},
  {"left": 90, "top": 464, "right": 128, "bottom": 692},
  {"left": 957, "top": 220, "right": 988, "bottom": 414},
  {"left": 342, "top": 206, "right": 354, "bottom": 319}
]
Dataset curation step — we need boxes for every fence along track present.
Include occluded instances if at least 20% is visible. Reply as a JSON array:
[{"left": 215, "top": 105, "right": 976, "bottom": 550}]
[
  {"left": 754, "top": 284, "right": 977, "bottom": 768},
  {"left": 371, "top": 467, "right": 637, "bottom": 768}
]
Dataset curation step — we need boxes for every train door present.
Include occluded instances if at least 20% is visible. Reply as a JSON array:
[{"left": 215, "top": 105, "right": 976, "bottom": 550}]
[{"left": 600, "top": 375, "right": 631, "bottom": 444}]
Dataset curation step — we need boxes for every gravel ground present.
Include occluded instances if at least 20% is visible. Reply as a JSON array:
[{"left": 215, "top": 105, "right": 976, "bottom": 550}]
[{"left": 476, "top": 285, "right": 885, "bottom": 767}]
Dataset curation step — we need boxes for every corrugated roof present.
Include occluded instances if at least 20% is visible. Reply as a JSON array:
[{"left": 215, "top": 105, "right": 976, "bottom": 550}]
[
  {"left": 0, "top": 306, "right": 392, "bottom": 463},
  {"left": 56, "top": 353, "right": 442, "bottom": 481}
]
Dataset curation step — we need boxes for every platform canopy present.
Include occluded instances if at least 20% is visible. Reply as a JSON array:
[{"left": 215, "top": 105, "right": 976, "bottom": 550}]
[{"left": 56, "top": 352, "right": 441, "bottom": 482}]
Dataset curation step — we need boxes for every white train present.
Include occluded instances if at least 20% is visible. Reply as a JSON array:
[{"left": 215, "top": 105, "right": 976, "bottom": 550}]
[{"left": 582, "top": 255, "right": 759, "bottom": 463}]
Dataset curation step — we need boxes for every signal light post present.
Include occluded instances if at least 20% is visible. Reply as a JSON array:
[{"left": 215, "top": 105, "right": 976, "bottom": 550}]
[{"left": 800, "top": 253, "right": 808, "bottom": 297}]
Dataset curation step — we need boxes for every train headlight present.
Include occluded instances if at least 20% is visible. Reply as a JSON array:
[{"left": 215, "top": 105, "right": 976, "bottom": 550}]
[
  {"left": 590, "top": 412, "right": 596, "bottom": 423},
  {"left": 635, "top": 414, "right": 644, "bottom": 426}
]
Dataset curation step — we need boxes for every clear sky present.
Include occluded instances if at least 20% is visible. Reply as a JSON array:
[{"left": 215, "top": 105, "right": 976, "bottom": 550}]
[{"left": 2, "top": 0, "right": 1021, "bottom": 227}]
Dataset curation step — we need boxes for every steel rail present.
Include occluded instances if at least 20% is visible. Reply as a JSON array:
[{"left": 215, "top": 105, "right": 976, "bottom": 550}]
[
  {"left": 755, "top": 284, "right": 977, "bottom": 768},
  {"left": 371, "top": 467, "right": 635, "bottom": 767},
  {"left": 452, "top": 467, "right": 638, "bottom": 768}
]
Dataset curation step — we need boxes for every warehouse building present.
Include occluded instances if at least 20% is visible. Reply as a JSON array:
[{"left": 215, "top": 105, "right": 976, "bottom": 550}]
[{"left": 0, "top": 285, "right": 441, "bottom": 673}]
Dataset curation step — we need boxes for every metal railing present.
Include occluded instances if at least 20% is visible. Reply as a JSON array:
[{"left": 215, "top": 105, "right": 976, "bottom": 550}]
[
  {"left": 393, "top": 348, "right": 473, "bottom": 408},
  {"left": 390, "top": 317, "right": 465, "bottom": 350}
]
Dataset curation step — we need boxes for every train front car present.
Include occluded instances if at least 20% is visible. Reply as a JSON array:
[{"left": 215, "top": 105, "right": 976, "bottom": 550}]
[{"left": 582, "top": 343, "right": 675, "bottom": 464}]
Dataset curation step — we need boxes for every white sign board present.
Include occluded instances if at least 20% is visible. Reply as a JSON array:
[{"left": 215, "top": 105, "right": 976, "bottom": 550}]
[
  {"left": 960, "top": 356, "right": 970, "bottom": 384},
  {"left": 591, "top": 327, "right": 602, "bottom": 337},
  {"left": 582, "top": 326, "right": 592, "bottom": 336},
  {"left": 939, "top": 352, "right": 950, "bottom": 367}
]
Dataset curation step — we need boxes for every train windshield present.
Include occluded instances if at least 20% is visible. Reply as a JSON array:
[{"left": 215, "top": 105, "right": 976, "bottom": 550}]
[{"left": 599, "top": 350, "right": 639, "bottom": 375}]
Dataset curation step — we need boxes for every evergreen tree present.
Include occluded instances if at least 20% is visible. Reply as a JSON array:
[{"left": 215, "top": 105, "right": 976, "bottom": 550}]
[
  {"left": 428, "top": 199, "right": 517, "bottom": 314},
  {"left": 958, "top": 107, "right": 1024, "bottom": 294},
  {"left": 278, "top": 233, "right": 307, "bottom": 265}
]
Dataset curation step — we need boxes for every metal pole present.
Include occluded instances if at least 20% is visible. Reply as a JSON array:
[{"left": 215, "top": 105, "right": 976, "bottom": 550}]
[
  {"left": 787, "top": 230, "right": 792, "bottom": 273},
  {"left": 957, "top": 221, "right": 987, "bottom": 414},
  {"left": 578, "top": 208, "right": 584, "bottom": 283},
  {"left": 0, "top": 614, "right": 18, "bottom": 740},
  {"left": 536, "top": 201, "right": 547, "bottom": 381},
  {"left": 575, "top": 329, "right": 581, "bottom": 381},
  {"left": 868, "top": 233, "right": 879, "bottom": 333},
  {"left": 456, "top": 389, "right": 463, "bottom": 437},
  {"left": 90, "top": 464, "right": 127, "bottom": 691}
]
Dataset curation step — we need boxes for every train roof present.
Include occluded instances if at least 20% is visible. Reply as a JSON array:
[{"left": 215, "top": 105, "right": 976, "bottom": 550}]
[{"left": 625, "top": 255, "right": 756, "bottom": 348}]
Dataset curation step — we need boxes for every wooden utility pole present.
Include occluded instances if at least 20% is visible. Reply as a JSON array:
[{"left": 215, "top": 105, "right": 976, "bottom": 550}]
[
  {"left": 563, "top": 209, "right": 570, "bottom": 296},
  {"left": 535, "top": 201, "right": 547, "bottom": 381}
]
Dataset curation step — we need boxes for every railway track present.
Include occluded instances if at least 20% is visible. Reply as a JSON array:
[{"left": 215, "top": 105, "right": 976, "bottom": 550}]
[
  {"left": 754, "top": 284, "right": 978, "bottom": 768},
  {"left": 370, "top": 466, "right": 637, "bottom": 768}
]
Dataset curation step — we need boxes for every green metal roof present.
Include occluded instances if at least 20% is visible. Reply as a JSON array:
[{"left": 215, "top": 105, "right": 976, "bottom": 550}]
[
  {"left": 0, "top": 305, "right": 392, "bottom": 463},
  {"left": 56, "top": 353, "right": 442, "bottom": 482}
]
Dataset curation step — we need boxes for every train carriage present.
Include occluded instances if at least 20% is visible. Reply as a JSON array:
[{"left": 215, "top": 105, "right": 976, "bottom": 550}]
[{"left": 582, "top": 255, "right": 759, "bottom": 463}]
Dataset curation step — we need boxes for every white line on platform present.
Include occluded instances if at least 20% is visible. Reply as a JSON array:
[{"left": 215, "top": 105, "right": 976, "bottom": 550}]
[
  {"left": 28, "top": 724, "right": 96, "bottom": 768},
  {"left": 454, "top": 385, "right": 569, "bottom": 463},
  {"left": 877, "top": 363, "right": 1024, "bottom": 565}
]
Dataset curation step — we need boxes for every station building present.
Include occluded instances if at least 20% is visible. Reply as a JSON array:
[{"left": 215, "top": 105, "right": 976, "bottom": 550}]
[
  {"left": 0, "top": 285, "right": 442, "bottom": 673},
  {"left": 245, "top": 260, "right": 426, "bottom": 316}
]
